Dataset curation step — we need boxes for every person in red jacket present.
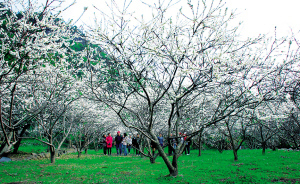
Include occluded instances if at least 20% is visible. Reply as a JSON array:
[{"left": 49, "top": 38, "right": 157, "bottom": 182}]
[
  {"left": 183, "top": 132, "right": 190, "bottom": 155},
  {"left": 106, "top": 133, "right": 113, "bottom": 155}
]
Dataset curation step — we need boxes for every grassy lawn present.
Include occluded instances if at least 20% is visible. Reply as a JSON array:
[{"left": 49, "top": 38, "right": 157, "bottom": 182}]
[
  {"left": 17, "top": 139, "right": 49, "bottom": 154},
  {"left": 1, "top": 148, "right": 299, "bottom": 183}
]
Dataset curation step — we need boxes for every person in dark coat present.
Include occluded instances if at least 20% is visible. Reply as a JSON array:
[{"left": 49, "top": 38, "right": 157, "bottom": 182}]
[
  {"left": 184, "top": 133, "right": 190, "bottom": 155},
  {"left": 102, "top": 134, "right": 107, "bottom": 155},
  {"left": 114, "top": 131, "right": 123, "bottom": 156},
  {"left": 132, "top": 134, "right": 141, "bottom": 155},
  {"left": 127, "top": 135, "right": 132, "bottom": 154}
]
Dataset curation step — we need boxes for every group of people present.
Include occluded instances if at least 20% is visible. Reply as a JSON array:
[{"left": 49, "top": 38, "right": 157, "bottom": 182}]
[
  {"left": 102, "top": 131, "right": 141, "bottom": 156},
  {"left": 151, "top": 132, "right": 191, "bottom": 156},
  {"left": 101, "top": 131, "right": 191, "bottom": 156},
  {"left": 169, "top": 132, "right": 191, "bottom": 155}
]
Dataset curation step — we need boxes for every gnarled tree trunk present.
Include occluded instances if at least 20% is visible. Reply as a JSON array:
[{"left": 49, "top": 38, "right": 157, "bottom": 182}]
[
  {"left": 50, "top": 145, "right": 56, "bottom": 164},
  {"left": 150, "top": 156, "right": 155, "bottom": 164},
  {"left": 13, "top": 124, "right": 31, "bottom": 154},
  {"left": 233, "top": 148, "right": 238, "bottom": 161},
  {"left": 0, "top": 132, "right": 14, "bottom": 155},
  {"left": 198, "top": 128, "right": 204, "bottom": 156},
  {"left": 262, "top": 142, "right": 266, "bottom": 155},
  {"left": 152, "top": 132, "right": 182, "bottom": 177}
]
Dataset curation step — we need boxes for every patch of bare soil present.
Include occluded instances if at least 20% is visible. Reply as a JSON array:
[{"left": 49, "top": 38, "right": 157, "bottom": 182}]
[
  {"left": 231, "top": 163, "right": 244, "bottom": 167},
  {"left": 219, "top": 178, "right": 234, "bottom": 184},
  {"left": 272, "top": 177, "right": 300, "bottom": 183},
  {"left": 2, "top": 152, "right": 32, "bottom": 161}
]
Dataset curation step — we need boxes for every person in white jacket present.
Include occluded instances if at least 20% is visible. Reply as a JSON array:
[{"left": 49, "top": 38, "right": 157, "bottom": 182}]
[
  {"left": 127, "top": 135, "right": 132, "bottom": 154},
  {"left": 122, "top": 133, "right": 128, "bottom": 156}
]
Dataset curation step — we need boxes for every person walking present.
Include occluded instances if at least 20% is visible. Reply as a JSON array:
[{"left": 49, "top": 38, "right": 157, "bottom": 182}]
[
  {"left": 102, "top": 134, "right": 107, "bottom": 155},
  {"left": 179, "top": 132, "right": 184, "bottom": 146},
  {"left": 158, "top": 133, "right": 164, "bottom": 147},
  {"left": 114, "top": 131, "right": 123, "bottom": 156},
  {"left": 157, "top": 133, "right": 164, "bottom": 156},
  {"left": 132, "top": 134, "right": 141, "bottom": 156},
  {"left": 178, "top": 132, "right": 184, "bottom": 156},
  {"left": 185, "top": 135, "right": 191, "bottom": 155},
  {"left": 122, "top": 133, "right": 128, "bottom": 156},
  {"left": 106, "top": 133, "right": 113, "bottom": 155},
  {"left": 132, "top": 135, "right": 137, "bottom": 154},
  {"left": 127, "top": 135, "right": 132, "bottom": 154}
]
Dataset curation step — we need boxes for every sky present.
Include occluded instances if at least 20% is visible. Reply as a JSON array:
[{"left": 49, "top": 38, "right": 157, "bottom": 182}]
[
  {"left": 225, "top": 0, "right": 300, "bottom": 38},
  {"left": 57, "top": 0, "right": 300, "bottom": 39}
]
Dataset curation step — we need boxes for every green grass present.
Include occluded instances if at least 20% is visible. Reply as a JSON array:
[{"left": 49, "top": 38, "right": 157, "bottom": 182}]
[
  {"left": 1, "top": 149, "right": 300, "bottom": 183},
  {"left": 17, "top": 139, "right": 48, "bottom": 153}
]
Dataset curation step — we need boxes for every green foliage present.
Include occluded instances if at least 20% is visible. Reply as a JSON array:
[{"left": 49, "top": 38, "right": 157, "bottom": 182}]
[
  {"left": 90, "top": 61, "right": 98, "bottom": 66},
  {"left": 76, "top": 70, "right": 84, "bottom": 79},
  {"left": 70, "top": 41, "right": 85, "bottom": 52},
  {"left": 1, "top": 149, "right": 300, "bottom": 183},
  {"left": 17, "top": 139, "right": 48, "bottom": 154},
  {"left": 100, "top": 52, "right": 107, "bottom": 58}
]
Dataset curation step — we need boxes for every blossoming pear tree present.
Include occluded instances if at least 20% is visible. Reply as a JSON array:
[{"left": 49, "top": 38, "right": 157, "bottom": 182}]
[
  {"left": 86, "top": 0, "right": 283, "bottom": 176},
  {"left": 0, "top": 0, "right": 78, "bottom": 155}
]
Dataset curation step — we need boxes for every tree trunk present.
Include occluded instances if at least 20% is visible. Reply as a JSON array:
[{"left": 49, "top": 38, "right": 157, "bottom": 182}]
[
  {"left": 95, "top": 145, "right": 98, "bottom": 152},
  {"left": 198, "top": 127, "right": 204, "bottom": 156},
  {"left": 198, "top": 139, "right": 202, "bottom": 156},
  {"left": 85, "top": 148, "right": 88, "bottom": 154},
  {"left": 262, "top": 142, "right": 266, "bottom": 155},
  {"left": 48, "top": 134, "right": 55, "bottom": 163},
  {"left": 150, "top": 156, "right": 155, "bottom": 164},
  {"left": 0, "top": 142, "right": 6, "bottom": 154},
  {"left": 169, "top": 167, "right": 178, "bottom": 177},
  {"left": 13, "top": 138, "right": 22, "bottom": 154},
  {"left": 57, "top": 122, "right": 72, "bottom": 151},
  {"left": 225, "top": 121, "right": 238, "bottom": 161},
  {"left": 259, "top": 125, "right": 266, "bottom": 155},
  {"left": 169, "top": 152, "right": 179, "bottom": 176},
  {"left": 0, "top": 142, "right": 13, "bottom": 155},
  {"left": 69, "top": 139, "right": 72, "bottom": 149},
  {"left": 50, "top": 145, "right": 55, "bottom": 164},
  {"left": 292, "top": 136, "right": 299, "bottom": 149},
  {"left": 168, "top": 138, "right": 172, "bottom": 156},
  {"left": 151, "top": 132, "right": 178, "bottom": 177},
  {"left": 0, "top": 132, "right": 13, "bottom": 155},
  {"left": 233, "top": 149, "right": 238, "bottom": 161},
  {"left": 140, "top": 137, "right": 145, "bottom": 158},
  {"left": 94, "top": 141, "right": 97, "bottom": 152},
  {"left": 13, "top": 124, "right": 31, "bottom": 154},
  {"left": 78, "top": 151, "right": 82, "bottom": 158}
]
